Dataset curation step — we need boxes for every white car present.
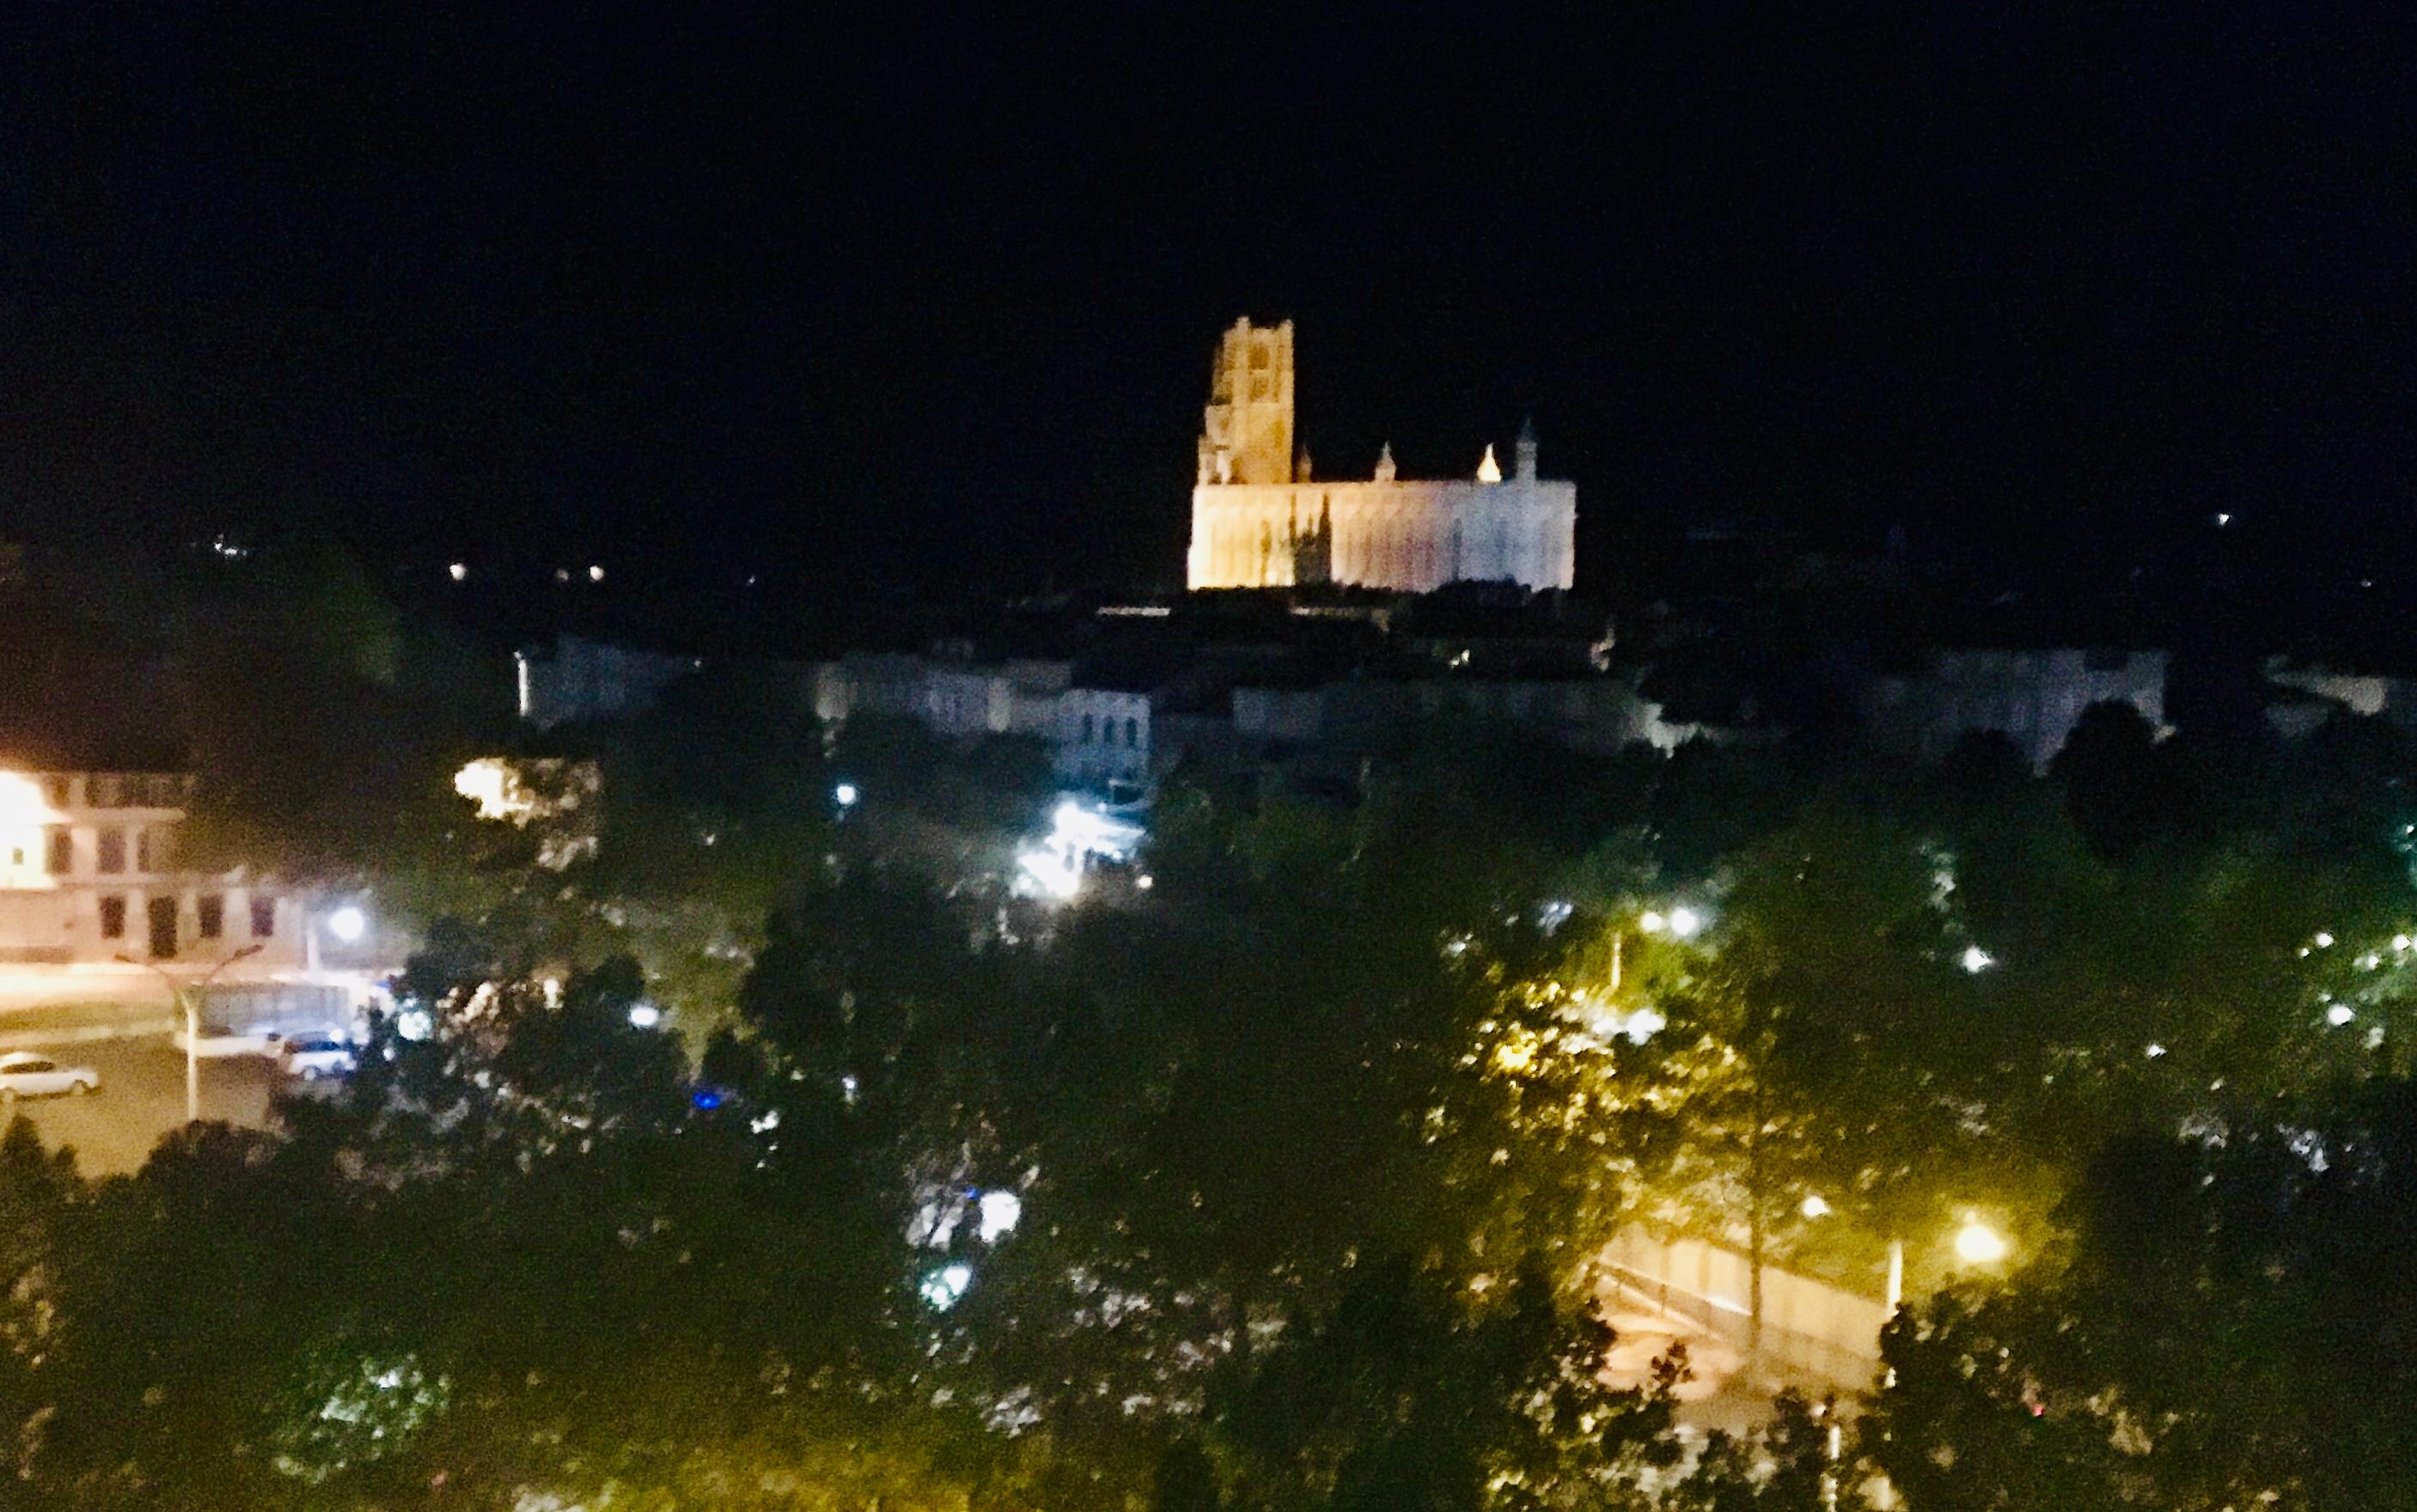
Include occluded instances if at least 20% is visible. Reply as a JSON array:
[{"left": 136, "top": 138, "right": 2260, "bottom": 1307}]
[
  {"left": 0, "top": 1051, "right": 100, "bottom": 1101},
  {"left": 277, "top": 1035, "right": 358, "bottom": 1082}
]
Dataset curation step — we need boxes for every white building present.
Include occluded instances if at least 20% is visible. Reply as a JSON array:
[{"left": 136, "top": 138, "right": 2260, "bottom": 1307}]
[
  {"left": 1860, "top": 649, "right": 2170, "bottom": 770},
  {"left": 516, "top": 634, "right": 700, "bottom": 729},
  {"left": 1185, "top": 319, "right": 1578, "bottom": 594},
  {"left": 1231, "top": 674, "right": 1694, "bottom": 759},
  {"left": 0, "top": 766, "right": 305, "bottom": 968},
  {"left": 1053, "top": 686, "right": 1156, "bottom": 789}
]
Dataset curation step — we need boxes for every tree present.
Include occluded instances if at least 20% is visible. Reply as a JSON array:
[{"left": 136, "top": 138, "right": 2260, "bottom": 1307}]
[{"left": 1869, "top": 1080, "right": 2417, "bottom": 1510}]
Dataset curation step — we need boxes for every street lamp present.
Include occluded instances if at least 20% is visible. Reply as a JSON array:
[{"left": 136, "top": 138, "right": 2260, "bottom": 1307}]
[
  {"left": 305, "top": 901, "right": 369, "bottom": 975},
  {"left": 1954, "top": 1214, "right": 2010, "bottom": 1265},
  {"left": 118, "top": 942, "right": 264, "bottom": 1125}
]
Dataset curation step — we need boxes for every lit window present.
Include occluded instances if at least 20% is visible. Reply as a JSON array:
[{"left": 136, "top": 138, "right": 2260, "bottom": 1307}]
[
  {"left": 198, "top": 894, "right": 223, "bottom": 940},
  {"left": 99, "top": 896, "right": 126, "bottom": 939},
  {"left": 250, "top": 897, "right": 277, "bottom": 940},
  {"left": 97, "top": 828, "right": 125, "bottom": 874}
]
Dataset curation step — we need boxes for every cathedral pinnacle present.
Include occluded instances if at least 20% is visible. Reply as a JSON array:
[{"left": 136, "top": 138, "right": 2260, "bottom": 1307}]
[
  {"left": 1374, "top": 442, "right": 1397, "bottom": 483},
  {"left": 1477, "top": 443, "right": 1503, "bottom": 484}
]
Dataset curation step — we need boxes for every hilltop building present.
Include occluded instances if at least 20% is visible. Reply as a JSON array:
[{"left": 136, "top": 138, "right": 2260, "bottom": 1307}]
[{"left": 1185, "top": 319, "right": 1578, "bottom": 593}]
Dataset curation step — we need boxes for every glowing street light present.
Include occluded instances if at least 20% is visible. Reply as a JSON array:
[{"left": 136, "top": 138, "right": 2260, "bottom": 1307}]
[
  {"left": 2327, "top": 1003, "right": 2356, "bottom": 1027},
  {"left": 1665, "top": 905, "right": 1703, "bottom": 939},
  {"left": 1954, "top": 1214, "right": 2010, "bottom": 1265},
  {"left": 627, "top": 1003, "right": 662, "bottom": 1029},
  {"left": 976, "top": 1189, "right": 1022, "bottom": 1243},
  {"left": 1800, "top": 1193, "right": 1831, "bottom": 1219},
  {"left": 327, "top": 905, "right": 367, "bottom": 943},
  {"left": 919, "top": 1262, "right": 973, "bottom": 1312},
  {"left": 833, "top": 783, "right": 859, "bottom": 809},
  {"left": 1960, "top": 945, "right": 1995, "bottom": 974}
]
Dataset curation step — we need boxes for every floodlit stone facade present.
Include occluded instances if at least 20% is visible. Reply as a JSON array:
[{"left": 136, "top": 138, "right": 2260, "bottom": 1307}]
[
  {"left": 0, "top": 768, "right": 303, "bottom": 967},
  {"left": 1186, "top": 319, "right": 1578, "bottom": 593}
]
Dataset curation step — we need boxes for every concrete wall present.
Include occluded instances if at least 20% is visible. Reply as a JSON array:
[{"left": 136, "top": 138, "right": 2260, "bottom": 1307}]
[{"left": 1602, "top": 1225, "right": 1889, "bottom": 1394}]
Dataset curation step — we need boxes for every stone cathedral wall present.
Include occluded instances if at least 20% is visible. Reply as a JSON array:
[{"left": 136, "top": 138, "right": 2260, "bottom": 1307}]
[{"left": 1187, "top": 479, "right": 1578, "bottom": 592}]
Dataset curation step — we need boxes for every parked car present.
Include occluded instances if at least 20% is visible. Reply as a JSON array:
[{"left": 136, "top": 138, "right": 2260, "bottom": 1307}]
[
  {"left": 0, "top": 1051, "right": 100, "bottom": 1100},
  {"left": 277, "top": 1035, "right": 358, "bottom": 1081}
]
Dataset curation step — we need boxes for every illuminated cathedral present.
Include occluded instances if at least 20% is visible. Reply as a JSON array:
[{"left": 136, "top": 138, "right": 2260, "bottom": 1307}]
[{"left": 1185, "top": 318, "right": 1578, "bottom": 592}]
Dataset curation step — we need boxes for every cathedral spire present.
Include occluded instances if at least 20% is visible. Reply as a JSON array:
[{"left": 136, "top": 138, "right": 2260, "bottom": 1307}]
[
  {"left": 1515, "top": 416, "right": 1539, "bottom": 481},
  {"left": 1374, "top": 442, "right": 1397, "bottom": 483}
]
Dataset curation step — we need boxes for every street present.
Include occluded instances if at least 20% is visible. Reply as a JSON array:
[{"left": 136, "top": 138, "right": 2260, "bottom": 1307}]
[{"left": 7, "top": 1037, "right": 290, "bottom": 1178}]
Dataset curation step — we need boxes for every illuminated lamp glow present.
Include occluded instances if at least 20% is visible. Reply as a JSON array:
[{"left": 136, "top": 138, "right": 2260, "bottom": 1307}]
[
  {"left": 448, "top": 562, "right": 467, "bottom": 582},
  {"left": 2314, "top": 931, "right": 2335, "bottom": 948},
  {"left": 0, "top": 772, "right": 58, "bottom": 827},
  {"left": 627, "top": 1003, "right": 662, "bottom": 1029},
  {"left": 327, "top": 906, "right": 367, "bottom": 943},
  {"left": 1665, "top": 905, "right": 1703, "bottom": 939},
  {"left": 588, "top": 564, "right": 606, "bottom": 582},
  {"left": 977, "top": 1189, "right": 1022, "bottom": 1243},
  {"left": 1638, "top": 911, "right": 1666, "bottom": 935},
  {"left": 454, "top": 759, "right": 534, "bottom": 822},
  {"left": 1016, "top": 845, "right": 1083, "bottom": 902},
  {"left": 1800, "top": 1193, "right": 1831, "bottom": 1219},
  {"left": 1954, "top": 1216, "right": 2009, "bottom": 1265},
  {"left": 2328, "top": 1003, "right": 2356, "bottom": 1027},
  {"left": 919, "top": 1262, "right": 973, "bottom": 1311},
  {"left": 1961, "top": 945, "right": 1994, "bottom": 974},
  {"left": 833, "top": 783, "right": 859, "bottom": 808}
]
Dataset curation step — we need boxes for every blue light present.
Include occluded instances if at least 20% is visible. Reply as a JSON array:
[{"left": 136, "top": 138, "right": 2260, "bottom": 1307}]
[{"left": 692, "top": 1088, "right": 724, "bottom": 1111}]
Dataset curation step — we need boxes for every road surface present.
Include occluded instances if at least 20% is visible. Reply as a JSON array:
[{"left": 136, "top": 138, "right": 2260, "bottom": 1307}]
[{"left": 5, "top": 1037, "right": 292, "bottom": 1177}]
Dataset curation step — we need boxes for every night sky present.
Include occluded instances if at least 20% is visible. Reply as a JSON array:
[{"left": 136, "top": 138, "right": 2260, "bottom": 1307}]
[{"left": 4, "top": 3, "right": 2413, "bottom": 631}]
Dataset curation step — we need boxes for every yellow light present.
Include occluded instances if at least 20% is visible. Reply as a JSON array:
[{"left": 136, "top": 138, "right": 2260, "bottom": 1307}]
[
  {"left": 453, "top": 759, "right": 534, "bottom": 822},
  {"left": 1954, "top": 1215, "right": 2009, "bottom": 1265},
  {"left": 0, "top": 773, "right": 55, "bottom": 826}
]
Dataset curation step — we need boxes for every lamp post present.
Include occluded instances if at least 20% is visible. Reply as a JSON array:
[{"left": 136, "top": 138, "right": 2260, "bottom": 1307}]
[{"left": 119, "top": 942, "right": 263, "bottom": 1125}]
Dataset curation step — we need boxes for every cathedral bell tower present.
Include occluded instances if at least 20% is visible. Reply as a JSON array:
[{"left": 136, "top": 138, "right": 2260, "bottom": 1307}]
[{"left": 1197, "top": 318, "right": 1295, "bottom": 485}]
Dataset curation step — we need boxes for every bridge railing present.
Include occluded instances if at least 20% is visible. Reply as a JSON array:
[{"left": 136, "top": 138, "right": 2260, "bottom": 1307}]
[{"left": 1600, "top": 1225, "right": 1889, "bottom": 1396}]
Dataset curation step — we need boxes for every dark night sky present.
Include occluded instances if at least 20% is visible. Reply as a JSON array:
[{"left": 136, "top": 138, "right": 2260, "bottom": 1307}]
[{"left": 3, "top": 3, "right": 2414, "bottom": 631}]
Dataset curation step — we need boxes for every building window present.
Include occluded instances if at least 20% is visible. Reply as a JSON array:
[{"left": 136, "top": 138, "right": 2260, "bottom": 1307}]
[
  {"left": 142, "top": 775, "right": 184, "bottom": 807},
  {"left": 45, "top": 829, "right": 70, "bottom": 875},
  {"left": 97, "top": 828, "right": 125, "bottom": 874},
  {"left": 250, "top": 896, "right": 277, "bottom": 940},
  {"left": 1125, "top": 717, "right": 1139, "bottom": 747},
  {"left": 41, "top": 776, "right": 70, "bottom": 808},
  {"left": 89, "top": 775, "right": 125, "bottom": 808},
  {"left": 135, "top": 828, "right": 154, "bottom": 871},
  {"left": 198, "top": 894, "right": 223, "bottom": 941},
  {"left": 1081, "top": 714, "right": 1095, "bottom": 743},
  {"left": 99, "top": 895, "right": 127, "bottom": 940}
]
